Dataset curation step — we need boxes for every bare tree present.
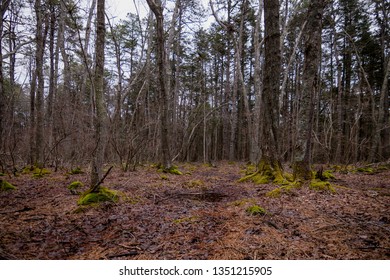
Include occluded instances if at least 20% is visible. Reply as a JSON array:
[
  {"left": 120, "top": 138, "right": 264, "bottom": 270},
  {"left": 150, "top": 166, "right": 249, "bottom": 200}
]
[
  {"left": 0, "top": 0, "right": 11, "bottom": 153},
  {"left": 293, "top": 0, "right": 326, "bottom": 180},
  {"left": 257, "top": 0, "right": 283, "bottom": 180},
  {"left": 90, "top": 0, "right": 106, "bottom": 189},
  {"left": 146, "top": 0, "right": 172, "bottom": 170}
]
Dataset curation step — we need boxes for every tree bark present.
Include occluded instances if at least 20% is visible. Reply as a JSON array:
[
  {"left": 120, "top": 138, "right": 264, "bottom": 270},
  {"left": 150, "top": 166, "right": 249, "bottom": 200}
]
[
  {"left": 260, "top": 0, "right": 281, "bottom": 162},
  {"left": 146, "top": 0, "right": 172, "bottom": 169},
  {"left": 90, "top": 0, "right": 106, "bottom": 188},
  {"left": 293, "top": 0, "right": 326, "bottom": 180},
  {"left": 0, "top": 0, "right": 10, "bottom": 153},
  {"left": 34, "top": 0, "right": 49, "bottom": 167}
]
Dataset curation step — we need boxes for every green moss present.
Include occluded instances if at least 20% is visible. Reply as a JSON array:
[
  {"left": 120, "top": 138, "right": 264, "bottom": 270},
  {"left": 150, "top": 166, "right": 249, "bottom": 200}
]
[
  {"left": 77, "top": 187, "right": 119, "bottom": 206},
  {"left": 22, "top": 166, "right": 51, "bottom": 177},
  {"left": 22, "top": 166, "right": 34, "bottom": 174},
  {"left": 167, "top": 167, "right": 183, "bottom": 175},
  {"left": 68, "top": 167, "right": 84, "bottom": 175},
  {"left": 173, "top": 216, "right": 199, "bottom": 224},
  {"left": 68, "top": 181, "right": 84, "bottom": 194},
  {"left": 240, "top": 157, "right": 290, "bottom": 186},
  {"left": 160, "top": 174, "right": 169, "bottom": 180},
  {"left": 241, "top": 164, "right": 256, "bottom": 175},
  {"left": 246, "top": 205, "right": 266, "bottom": 216},
  {"left": 159, "top": 165, "right": 183, "bottom": 175},
  {"left": 184, "top": 180, "right": 204, "bottom": 188},
  {"left": 239, "top": 171, "right": 273, "bottom": 184},
  {"left": 0, "top": 173, "right": 5, "bottom": 176},
  {"left": 323, "top": 170, "right": 335, "bottom": 179},
  {"left": 266, "top": 182, "right": 300, "bottom": 198},
  {"left": 32, "top": 168, "right": 51, "bottom": 178},
  {"left": 266, "top": 187, "right": 282, "bottom": 198},
  {"left": 356, "top": 167, "right": 374, "bottom": 174},
  {"left": 309, "top": 179, "right": 336, "bottom": 193},
  {"left": 231, "top": 198, "right": 256, "bottom": 207},
  {"left": 315, "top": 169, "right": 336, "bottom": 181},
  {"left": 0, "top": 179, "right": 16, "bottom": 191}
]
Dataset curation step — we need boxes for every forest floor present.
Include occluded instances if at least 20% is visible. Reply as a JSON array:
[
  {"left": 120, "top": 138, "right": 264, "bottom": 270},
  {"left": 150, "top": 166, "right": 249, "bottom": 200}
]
[{"left": 0, "top": 161, "right": 389, "bottom": 260}]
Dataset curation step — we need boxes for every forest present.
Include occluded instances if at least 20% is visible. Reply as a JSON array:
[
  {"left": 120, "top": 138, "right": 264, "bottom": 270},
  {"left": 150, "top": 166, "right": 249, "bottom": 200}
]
[{"left": 0, "top": 0, "right": 389, "bottom": 260}]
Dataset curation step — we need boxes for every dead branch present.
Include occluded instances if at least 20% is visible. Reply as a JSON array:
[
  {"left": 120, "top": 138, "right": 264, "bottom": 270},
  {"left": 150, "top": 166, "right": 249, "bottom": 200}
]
[{"left": 90, "top": 166, "right": 113, "bottom": 193}]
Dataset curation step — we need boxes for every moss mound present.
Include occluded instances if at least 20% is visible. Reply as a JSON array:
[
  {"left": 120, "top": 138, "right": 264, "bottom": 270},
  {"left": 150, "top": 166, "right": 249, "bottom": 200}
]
[
  {"left": 22, "top": 166, "right": 51, "bottom": 178},
  {"left": 184, "top": 180, "right": 204, "bottom": 188},
  {"left": 68, "top": 181, "right": 84, "bottom": 195},
  {"left": 309, "top": 179, "right": 336, "bottom": 193},
  {"left": 356, "top": 167, "right": 374, "bottom": 174},
  {"left": 0, "top": 179, "right": 16, "bottom": 191},
  {"left": 77, "top": 187, "right": 119, "bottom": 206},
  {"left": 246, "top": 205, "right": 266, "bottom": 216},
  {"left": 158, "top": 165, "right": 183, "bottom": 175},
  {"left": 239, "top": 157, "right": 291, "bottom": 186},
  {"left": 32, "top": 168, "right": 51, "bottom": 178},
  {"left": 266, "top": 181, "right": 301, "bottom": 198},
  {"left": 68, "top": 167, "right": 84, "bottom": 175},
  {"left": 315, "top": 169, "right": 335, "bottom": 181}
]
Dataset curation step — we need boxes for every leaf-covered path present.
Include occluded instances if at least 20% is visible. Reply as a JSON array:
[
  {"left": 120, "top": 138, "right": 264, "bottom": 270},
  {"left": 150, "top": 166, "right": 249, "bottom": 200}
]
[{"left": 0, "top": 162, "right": 389, "bottom": 259}]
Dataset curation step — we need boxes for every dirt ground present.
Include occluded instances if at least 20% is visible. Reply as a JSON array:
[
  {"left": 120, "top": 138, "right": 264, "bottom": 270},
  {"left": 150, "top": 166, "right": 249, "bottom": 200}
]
[{"left": 0, "top": 162, "right": 389, "bottom": 260}]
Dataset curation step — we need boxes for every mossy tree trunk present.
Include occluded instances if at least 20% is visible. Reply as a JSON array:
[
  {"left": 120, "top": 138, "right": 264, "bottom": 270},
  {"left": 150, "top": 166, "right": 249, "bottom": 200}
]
[
  {"left": 292, "top": 0, "right": 326, "bottom": 181},
  {"left": 90, "top": 0, "right": 106, "bottom": 189}
]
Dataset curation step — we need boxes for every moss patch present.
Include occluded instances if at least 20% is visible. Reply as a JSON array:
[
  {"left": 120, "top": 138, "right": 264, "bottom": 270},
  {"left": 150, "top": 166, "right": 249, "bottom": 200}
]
[
  {"left": 184, "top": 180, "right": 204, "bottom": 188},
  {"left": 309, "top": 179, "right": 336, "bottom": 193},
  {"left": 0, "top": 179, "right": 16, "bottom": 191},
  {"left": 266, "top": 181, "right": 301, "bottom": 198},
  {"left": 230, "top": 198, "right": 256, "bottom": 207},
  {"left": 158, "top": 165, "right": 183, "bottom": 175},
  {"left": 68, "top": 167, "right": 84, "bottom": 175},
  {"left": 68, "top": 181, "right": 84, "bottom": 195},
  {"left": 173, "top": 216, "right": 199, "bottom": 224},
  {"left": 22, "top": 166, "right": 51, "bottom": 178},
  {"left": 356, "top": 167, "right": 374, "bottom": 174},
  {"left": 239, "top": 157, "right": 290, "bottom": 186},
  {"left": 246, "top": 205, "right": 266, "bottom": 216},
  {"left": 32, "top": 168, "right": 51, "bottom": 178},
  {"left": 315, "top": 169, "right": 336, "bottom": 181},
  {"left": 77, "top": 187, "right": 119, "bottom": 206}
]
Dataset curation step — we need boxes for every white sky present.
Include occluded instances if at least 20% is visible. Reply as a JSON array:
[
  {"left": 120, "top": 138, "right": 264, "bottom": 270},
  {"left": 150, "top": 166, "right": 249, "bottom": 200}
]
[
  {"left": 105, "top": 0, "right": 212, "bottom": 25},
  {"left": 106, "top": 0, "right": 148, "bottom": 22}
]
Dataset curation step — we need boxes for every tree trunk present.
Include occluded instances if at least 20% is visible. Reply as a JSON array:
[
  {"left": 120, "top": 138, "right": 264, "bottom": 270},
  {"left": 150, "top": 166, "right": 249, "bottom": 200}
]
[
  {"left": 260, "top": 0, "right": 281, "bottom": 163},
  {"left": 90, "top": 0, "right": 106, "bottom": 189},
  {"left": 0, "top": 0, "right": 10, "bottom": 153},
  {"left": 251, "top": 0, "right": 263, "bottom": 164},
  {"left": 34, "top": 0, "right": 49, "bottom": 167},
  {"left": 293, "top": 0, "right": 326, "bottom": 180},
  {"left": 242, "top": 0, "right": 283, "bottom": 184},
  {"left": 146, "top": 0, "right": 172, "bottom": 169}
]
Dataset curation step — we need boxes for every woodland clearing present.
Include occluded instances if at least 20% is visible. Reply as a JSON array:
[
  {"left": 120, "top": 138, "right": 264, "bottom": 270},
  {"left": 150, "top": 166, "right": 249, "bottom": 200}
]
[{"left": 0, "top": 162, "right": 389, "bottom": 260}]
